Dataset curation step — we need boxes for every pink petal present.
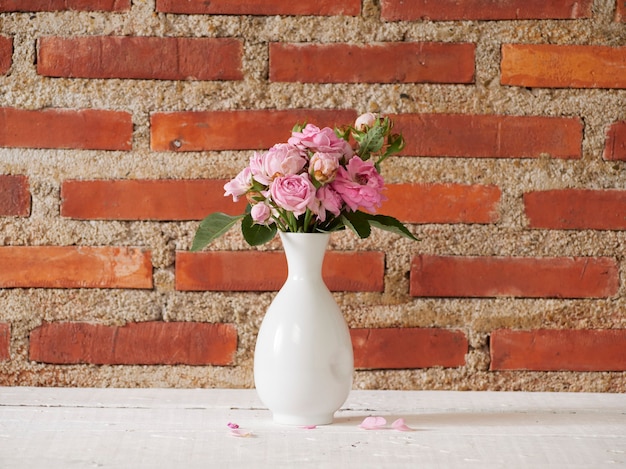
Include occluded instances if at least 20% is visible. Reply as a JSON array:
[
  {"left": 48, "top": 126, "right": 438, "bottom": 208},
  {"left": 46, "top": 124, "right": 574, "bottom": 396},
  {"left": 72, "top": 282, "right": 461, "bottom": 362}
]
[
  {"left": 229, "top": 428, "right": 252, "bottom": 438},
  {"left": 300, "top": 425, "right": 317, "bottom": 429},
  {"left": 391, "top": 418, "right": 414, "bottom": 432},
  {"left": 359, "top": 416, "right": 387, "bottom": 430},
  {"left": 227, "top": 422, "right": 239, "bottom": 429}
]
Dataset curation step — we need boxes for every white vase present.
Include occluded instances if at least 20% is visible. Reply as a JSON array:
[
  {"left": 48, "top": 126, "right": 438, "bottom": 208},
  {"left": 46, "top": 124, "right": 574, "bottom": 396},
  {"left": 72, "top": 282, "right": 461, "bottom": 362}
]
[{"left": 253, "top": 232, "right": 354, "bottom": 426}]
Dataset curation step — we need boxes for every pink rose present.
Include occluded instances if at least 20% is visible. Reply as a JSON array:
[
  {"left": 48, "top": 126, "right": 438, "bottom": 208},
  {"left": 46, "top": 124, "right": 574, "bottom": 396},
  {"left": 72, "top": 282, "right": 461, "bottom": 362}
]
[
  {"left": 312, "top": 185, "right": 343, "bottom": 222},
  {"left": 250, "top": 144, "right": 307, "bottom": 186},
  {"left": 354, "top": 112, "right": 377, "bottom": 131},
  {"left": 332, "top": 157, "right": 386, "bottom": 212},
  {"left": 248, "top": 151, "right": 265, "bottom": 184},
  {"left": 309, "top": 152, "right": 339, "bottom": 184},
  {"left": 250, "top": 202, "right": 272, "bottom": 225},
  {"left": 288, "top": 124, "right": 353, "bottom": 159},
  {"left": 270, "top": 174, "right": 316, "bottom": 216},
  {"left": 224, "top": 167, "right": 252, "bottom": 202}
]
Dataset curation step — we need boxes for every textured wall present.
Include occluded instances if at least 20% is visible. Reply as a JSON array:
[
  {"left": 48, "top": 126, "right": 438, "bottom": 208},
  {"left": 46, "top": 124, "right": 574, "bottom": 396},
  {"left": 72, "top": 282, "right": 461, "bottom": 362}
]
[{"left": 0, "top": 0, "right": 625, "bottom": 391}]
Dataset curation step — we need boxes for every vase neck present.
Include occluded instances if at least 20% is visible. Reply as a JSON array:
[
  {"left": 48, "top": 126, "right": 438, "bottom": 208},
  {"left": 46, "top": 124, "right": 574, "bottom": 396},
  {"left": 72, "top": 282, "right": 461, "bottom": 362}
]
[{"left": 279, "top": 232, "right": 329, "bottom": 280}]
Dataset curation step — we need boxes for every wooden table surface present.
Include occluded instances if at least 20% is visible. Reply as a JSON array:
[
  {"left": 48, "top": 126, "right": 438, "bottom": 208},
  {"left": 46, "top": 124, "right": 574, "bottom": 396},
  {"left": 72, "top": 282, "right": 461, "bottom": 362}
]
[{"left": 0, "top": 387, "right": 625, "bottom": 468}]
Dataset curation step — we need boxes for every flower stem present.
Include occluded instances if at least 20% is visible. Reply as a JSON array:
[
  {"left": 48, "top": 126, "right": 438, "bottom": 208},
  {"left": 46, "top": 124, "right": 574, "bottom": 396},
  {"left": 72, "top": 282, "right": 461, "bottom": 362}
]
[
  {"left": 303, "top": 209, "right": 313, "bottom": 232},
  {"left": 287, "top": 212, "right": 299, "bottom": 232}
]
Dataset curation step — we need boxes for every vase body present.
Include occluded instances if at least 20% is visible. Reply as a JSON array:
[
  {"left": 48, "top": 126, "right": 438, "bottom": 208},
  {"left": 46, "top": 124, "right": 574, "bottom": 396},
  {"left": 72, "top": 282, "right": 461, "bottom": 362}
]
[{"left": 253, "top": 232, "right": 354, "bottom": 426}]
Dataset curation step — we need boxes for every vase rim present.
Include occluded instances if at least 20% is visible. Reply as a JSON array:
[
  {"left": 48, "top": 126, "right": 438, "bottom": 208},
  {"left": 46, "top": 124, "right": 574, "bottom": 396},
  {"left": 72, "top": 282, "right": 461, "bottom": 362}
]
[{"left": 279, "top": 231, "right": 330, "bottom": 237}]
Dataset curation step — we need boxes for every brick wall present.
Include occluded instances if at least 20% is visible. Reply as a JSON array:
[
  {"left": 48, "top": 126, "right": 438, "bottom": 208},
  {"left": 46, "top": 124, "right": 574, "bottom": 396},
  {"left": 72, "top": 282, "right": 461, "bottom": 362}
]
[{"left": 0, "top": 0, "right": 624, "bottom": 391}]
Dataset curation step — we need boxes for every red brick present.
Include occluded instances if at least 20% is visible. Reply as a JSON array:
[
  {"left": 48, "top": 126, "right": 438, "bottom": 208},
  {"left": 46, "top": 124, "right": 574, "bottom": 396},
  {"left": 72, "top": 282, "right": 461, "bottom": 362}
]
[
  {"left": 175, "top": 250, "right": 385, "bottom": 292},
  {"left": 0, "top": 175, "right": 30, "bottom": 217},
  {"left": 410, "top": 255, "right": 619, "bottom": 298},
  {"left": 0, "top": 246, "right": 152, "bottom": 289},
  {"left": 382, "top": 183, "right": 500, "bottom": 224},
  {"left": 0, "top": 0, "right": 130, "bottom": 11},
  {"left": 269, "top": 42, "right": 475, "bottom": 84},
  {"left": 392, "top": 113, "right": 582, "bottom": 159},
  {"left": 150, "top": 109, "right": 357, "bottom": 152},
  {"left": 156, "top": 0, "right": 360, "bottom": 15},
  {"left": 351, "top": 327, "right": 467, "bottom": 369},
  {"left": 604, "top": 121, "right": 626, "bottom": 161},
  {"left": 524, "top": 189, "right": 626, "bottom": 230},
  {"left": 29, "top": 321, "right": 237, "bottom": 365},
  {"left": 490, "top": 329, "right": 626, "bottom": 371},
  {"left": 61, "top": 179, "right": 247, "bottom": 221},
  {"left": 0, "top": 107, "right": 132, "bottom": 151},
  {"left": 501, "top": 44, "right": 626, "bottom": 89},
  {"left": 0, "top": 323, "right": 9, "bottom": 361},
  {"left": 0, "top": 36, "right": 12, "bottom": 75},
  {"left": 617, "top": 0, "right": 626, "bottom": 22},
  {"left": 381, "top": 0, "right": 592, "bottom": 21},
  {"left": 62, "top": 180, "right": 500, "bottom": 226},
  {"left": 37, "top": 36, "right": 243, "bottom": 81}
]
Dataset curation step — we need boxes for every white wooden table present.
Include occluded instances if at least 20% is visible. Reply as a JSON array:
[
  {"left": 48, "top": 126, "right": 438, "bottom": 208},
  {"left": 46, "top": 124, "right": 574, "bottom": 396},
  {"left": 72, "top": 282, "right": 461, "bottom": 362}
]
[{"left": 0, "top": 387, "right": 624, "bottom": 468}]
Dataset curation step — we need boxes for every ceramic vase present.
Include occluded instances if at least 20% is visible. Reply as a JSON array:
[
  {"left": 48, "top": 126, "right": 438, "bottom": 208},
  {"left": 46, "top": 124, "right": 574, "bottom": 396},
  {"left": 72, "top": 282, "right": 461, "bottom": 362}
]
[{"left": 253, "top": 232, "right": 354, "bottom": 426}]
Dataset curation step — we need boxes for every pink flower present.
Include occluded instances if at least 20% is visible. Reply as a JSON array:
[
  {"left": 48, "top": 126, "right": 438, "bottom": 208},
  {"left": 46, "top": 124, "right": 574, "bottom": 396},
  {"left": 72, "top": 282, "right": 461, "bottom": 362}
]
[
  {"left": 224, "top": 167, "right": 253, "bottom": 202},
  {"left": 312, "top": 185, "right": 343, "bottom": 222},
  {"left": 354, "top": 112, "right": 377, "bottom": 131},
  {"left": 391, "top": 418, "right": 414, "bottom": 432},
  {"left": 270, "top": 174, "right": 316, "bottom": 216},
  {"left": 358, "top": 416, "right": 415, "bottom": 432},
  {"left": 250, "top": 144, "right": 307, "bottom": 186},
  {"left": 359, "top": 416, "right": 387, "bottom": 430},
  {"left": 227, "top": 421, "right": 252, "bottom": 437},
  {"left": 332, "top": 157, "right": 386, "bottom": 212},
  {"left": 288, "top": 124, "right": 353, "bottom": 158},
  {"left": 309, "top": 152, "right": 340, "bottom": 184},
  {"left": 250, "top": 202, "right": 272, "bottom": 224},
  {"left": 249, "top": 152, "right": 264, "bottom": 181}
]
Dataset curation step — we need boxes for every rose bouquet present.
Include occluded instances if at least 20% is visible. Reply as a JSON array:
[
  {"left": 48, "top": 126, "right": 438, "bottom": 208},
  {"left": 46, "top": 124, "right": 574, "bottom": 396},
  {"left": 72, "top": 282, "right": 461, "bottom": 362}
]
[{"left": 191, "top": 113, "right": 417, "bottom": 250}]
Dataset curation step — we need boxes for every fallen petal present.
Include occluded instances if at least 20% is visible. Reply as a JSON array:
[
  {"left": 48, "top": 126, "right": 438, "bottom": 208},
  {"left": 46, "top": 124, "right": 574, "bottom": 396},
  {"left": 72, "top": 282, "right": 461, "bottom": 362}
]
[
  {"left": 227, "top": 422, "right": 239, "bottom": 429},
  {"left": 230, "top": 428, "right": 252, "bottom": 437},
  {"left": 359, "top": 416, "right": 387, "bottom": 429},
  {"left": 300, "top": 425, "right": 317, "bottom": 430},
  {"left": 391, "top": 418, "right": 414, "bottom": 432}
]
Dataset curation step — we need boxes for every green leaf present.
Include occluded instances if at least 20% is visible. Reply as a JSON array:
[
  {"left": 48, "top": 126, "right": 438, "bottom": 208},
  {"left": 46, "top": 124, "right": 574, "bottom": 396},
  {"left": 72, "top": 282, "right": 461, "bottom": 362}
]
[
  {"left": 375, "top": 133, "right": 406, "bottom": 171},
  {"left": 292, "top": 122, "right": 307, "bottom": 133},
  {"left": 334, "top": 126, "right": 350, "bottom": 141},
  {"left": 368, "top": 213, "right": 419, "bottom": 241},
  {"left": 191, "top": 212, "right": 244, "bottom": 251},
  {"left": 384, "top": 133, "right": 405, "bottom": 157},
  {"left": 356, "top": 126, "right": 385, "bottom": 160},
  {"left": 341, "top": 211, "right": 372, "bottom": 239},
  {"left": 318, "top": 215, "right": 346, "bottom": 233},
  {"left": 241, "top": 214, "right": 277, "bottom": 246}
]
